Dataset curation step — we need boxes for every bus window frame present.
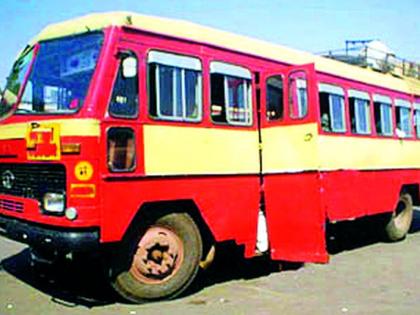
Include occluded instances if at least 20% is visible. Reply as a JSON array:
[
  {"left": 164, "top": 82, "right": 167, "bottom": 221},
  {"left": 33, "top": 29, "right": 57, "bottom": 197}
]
[
  {"left": 147, "top": 50, "right": 203, "bottom": 123},
  {"left": 394, "top": 98, "right": 413, "bottom": 138},
  {"left": 373, "top": 94, "right": 394, "bottom": 137},
  {"left": 348, "top": 89, "right": 371, "bottom": 135},
  {"left": 318, "top": 83, "right": 347, "bottom": 133},
  {"left": 288, "top": 70, "right": 309, "bottom": 120},
  {"left": 265, "top": 74, "right": 285, "bottom": 122},
  {"left": 209, "top": 60, "right": 253, "bottom": 127},
  {"left": 414, "top": 102, "right": 420, "bottom": 139},
  {"left": 107, "top": 49, "right": 140, "bottom": 119}
]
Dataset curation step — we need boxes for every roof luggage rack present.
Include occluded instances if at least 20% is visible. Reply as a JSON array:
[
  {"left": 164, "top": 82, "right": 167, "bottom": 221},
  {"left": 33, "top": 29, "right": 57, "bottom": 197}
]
[{"left": 319, "top": 39, "right": 420, "bottom": 80}]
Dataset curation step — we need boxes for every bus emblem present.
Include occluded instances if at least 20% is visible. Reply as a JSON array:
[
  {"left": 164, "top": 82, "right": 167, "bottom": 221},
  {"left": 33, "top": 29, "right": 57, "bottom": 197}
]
[
  {"left": 26, "top": 122, "right": 61, "bottom": 161},
  {"left": 1, "top": 170, "right": 15, "bottom": 190}
]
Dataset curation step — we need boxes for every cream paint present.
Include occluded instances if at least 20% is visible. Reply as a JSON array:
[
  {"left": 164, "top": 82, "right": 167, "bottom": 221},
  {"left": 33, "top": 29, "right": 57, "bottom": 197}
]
[
  {"left": 143, "top": 124, "right": 260, "bottom": 175},
  {"left": 262, "top": 123, "right": 319, "bottom": 173},
  {"left": 318, "top": 135, "right": 420, "bottom": 170},
  {"left": 262, "top": 123, "right": 420, "bottom": 173},
  {"left": 0, "top": 119, "right": 100, "bottom": 140}
]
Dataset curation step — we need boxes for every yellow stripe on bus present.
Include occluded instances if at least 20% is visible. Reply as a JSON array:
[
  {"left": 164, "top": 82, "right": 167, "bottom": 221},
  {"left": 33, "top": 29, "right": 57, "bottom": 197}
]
[
  {"left": 262, "top": 123, "right": 420, "bottom": 172},
  {"left": 262, "top": 123, "right": 319, "bottom": 173},
  {"left": 0, "top": 119, "right": 100, "bottom": 140},
  {"left": 318, "top": 135, "right": 420, "bottom": 170},
  {"left": 143, "top": 124, "right": 260, "bottom": 175}
]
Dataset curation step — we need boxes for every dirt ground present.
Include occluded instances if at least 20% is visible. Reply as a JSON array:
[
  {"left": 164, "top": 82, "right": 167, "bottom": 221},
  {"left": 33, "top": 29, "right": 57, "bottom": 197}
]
[{"left": 1, "top": 211, "right": 420, "bottom": 315}]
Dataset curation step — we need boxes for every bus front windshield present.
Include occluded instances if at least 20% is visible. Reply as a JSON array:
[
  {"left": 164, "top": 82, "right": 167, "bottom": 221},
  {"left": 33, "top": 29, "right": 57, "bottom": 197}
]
[{"left": 0, "top": 32, "right": 103, "bottom": 120}]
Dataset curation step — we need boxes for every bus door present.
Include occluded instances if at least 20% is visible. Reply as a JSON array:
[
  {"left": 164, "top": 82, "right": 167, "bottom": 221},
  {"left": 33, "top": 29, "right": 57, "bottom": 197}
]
[
  {"left": 260, "top": 64, "right": 328, "bottom": 263},
  {"left": 100, "top": 41, "right": 145, "bottom": 241}
]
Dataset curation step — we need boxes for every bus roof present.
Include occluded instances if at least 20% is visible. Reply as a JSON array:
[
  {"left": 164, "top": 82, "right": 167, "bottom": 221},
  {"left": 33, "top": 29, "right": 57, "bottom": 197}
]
[{"left": 32, "top": 11, "right": 420, "bottom": 96}]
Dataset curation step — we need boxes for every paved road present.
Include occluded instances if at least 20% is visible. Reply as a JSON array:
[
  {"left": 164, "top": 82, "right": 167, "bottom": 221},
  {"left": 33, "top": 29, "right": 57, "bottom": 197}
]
[{"left": 1, "top": 211, "right": 420, "bottom": 315}]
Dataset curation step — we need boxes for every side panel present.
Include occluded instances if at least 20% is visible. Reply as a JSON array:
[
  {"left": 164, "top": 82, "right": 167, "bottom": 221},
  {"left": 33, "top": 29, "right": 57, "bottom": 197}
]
[
  {"left": 101, "top": 123, "right": 261, "bottom": 258},
  {"left": 321, "top": 169, "right": 419, "bottom": 221},
  {"left": 318, "top": 135, "right": 420, "bottom": 220},
  {"left": 318, "top": 135, "right": 420, "bottom": 171},
  {"left": 143, "top": 125, "right": 260, "bottom": 175},
  {"left": 100, "top": 176, "right": 260, "bottom": 257}
]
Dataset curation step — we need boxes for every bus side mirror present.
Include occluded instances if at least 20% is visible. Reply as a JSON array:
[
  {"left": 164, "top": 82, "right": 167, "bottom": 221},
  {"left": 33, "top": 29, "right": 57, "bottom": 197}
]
[{"left": 121, "top": 56, "right": 137, "bottom": 79}]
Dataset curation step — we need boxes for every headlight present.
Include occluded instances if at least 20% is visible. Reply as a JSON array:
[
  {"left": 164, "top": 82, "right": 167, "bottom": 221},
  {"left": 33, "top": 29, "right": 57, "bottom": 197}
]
[{"left": 43, "top": 192, "right": 65, "bottom": 213}]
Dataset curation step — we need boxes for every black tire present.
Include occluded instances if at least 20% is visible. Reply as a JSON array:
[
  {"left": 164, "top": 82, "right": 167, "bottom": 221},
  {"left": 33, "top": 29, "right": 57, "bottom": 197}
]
[
  {"left": 384, "top": 193, "right": 413, "bottom": 242},
  {"left": 111, "top": 212, "right": 202, "bottom": 303}
]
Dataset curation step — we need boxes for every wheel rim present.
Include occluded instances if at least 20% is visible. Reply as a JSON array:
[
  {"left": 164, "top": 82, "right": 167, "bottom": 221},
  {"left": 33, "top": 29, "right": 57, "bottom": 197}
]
[{"left": 129, "top": 226, "right": 184, "bottom": 284}]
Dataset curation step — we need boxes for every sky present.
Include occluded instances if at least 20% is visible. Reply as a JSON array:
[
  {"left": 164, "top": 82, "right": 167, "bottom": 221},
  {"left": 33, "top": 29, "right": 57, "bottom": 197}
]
[{"left": 0, "top": 0, "right": 419, "bottom": 87}]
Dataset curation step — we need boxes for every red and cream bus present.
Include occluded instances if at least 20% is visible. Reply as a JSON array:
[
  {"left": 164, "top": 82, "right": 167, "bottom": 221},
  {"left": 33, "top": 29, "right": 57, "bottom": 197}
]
[{"left": 0, "top": 12, "right": 419, "bottom": 302}]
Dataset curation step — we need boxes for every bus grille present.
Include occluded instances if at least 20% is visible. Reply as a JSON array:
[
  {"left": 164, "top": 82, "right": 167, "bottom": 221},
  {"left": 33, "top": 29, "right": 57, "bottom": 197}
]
[
  {"left": 0, "top": 164, "right": 66, "bottom": 204},
  {"left": 0, "top": 198, "right": 24, "bottom": 212}
]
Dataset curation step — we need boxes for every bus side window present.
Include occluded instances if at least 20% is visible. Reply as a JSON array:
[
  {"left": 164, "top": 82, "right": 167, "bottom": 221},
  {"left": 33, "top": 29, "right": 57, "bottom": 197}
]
[
  {"left": 415, "top": 103, "right": 420, "bottom": 138},
  {"left": 288, "top": 71, "right": 308, "bottom": 119},
  {"left": 210, "top": 61, "right": 252, "bottom": 126},
  {"left": 266, "top": 75, "right": 283, "bottom": 121},
  {"left": 109, "top": 52, "right": 139, "bottom": 118},
  {"left": 348, "top": 90, "right": 371, "bottom": 135},
  {"left": 148, "top": 51, "right": 202, "bottom": 122},
  {"left": 373, "top": 94, "right": 393, "bottom": 136},
  {"left": 318, "top": 83, "right": 346, "bottom": 133},
  {"left": 107, "top": 127, "right": 136, "bottom": 172},
  {"left": 395, "top": 99, "right": 412, "bottom": 138}
]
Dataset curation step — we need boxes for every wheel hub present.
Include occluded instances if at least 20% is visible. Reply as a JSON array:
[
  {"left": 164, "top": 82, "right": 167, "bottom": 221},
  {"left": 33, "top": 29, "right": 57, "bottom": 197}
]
[{"left": 130, "top": 226, "right": 184, "bottom": 284}]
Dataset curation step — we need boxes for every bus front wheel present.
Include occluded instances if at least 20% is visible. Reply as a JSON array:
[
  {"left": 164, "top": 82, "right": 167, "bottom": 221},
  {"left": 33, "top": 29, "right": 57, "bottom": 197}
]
[
  {"left": 111, "top": 212, "right": 203, "bottom": 303},
  {"left": 384, "top": 193, "right": 413, "bottom": 242}
]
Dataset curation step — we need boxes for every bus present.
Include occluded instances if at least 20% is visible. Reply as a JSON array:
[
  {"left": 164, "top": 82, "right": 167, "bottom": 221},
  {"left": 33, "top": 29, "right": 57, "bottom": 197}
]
[{"left": 0, "top": 12, "right": 419, "bottom": 302}]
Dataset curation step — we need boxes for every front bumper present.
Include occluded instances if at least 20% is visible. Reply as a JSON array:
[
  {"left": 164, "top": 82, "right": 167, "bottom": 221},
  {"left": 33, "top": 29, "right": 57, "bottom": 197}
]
[{"left": 0, "top": 214, "right": 99, "bottom": 252}]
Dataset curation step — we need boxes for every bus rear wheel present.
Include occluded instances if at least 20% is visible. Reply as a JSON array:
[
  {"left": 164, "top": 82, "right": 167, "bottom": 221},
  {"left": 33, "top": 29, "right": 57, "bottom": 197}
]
[
  {"left": 384, "top": 193, "right": 413, "bottom": 242},
  {"left": 111, "top": 212, "right": 203, "bottom": 303}
]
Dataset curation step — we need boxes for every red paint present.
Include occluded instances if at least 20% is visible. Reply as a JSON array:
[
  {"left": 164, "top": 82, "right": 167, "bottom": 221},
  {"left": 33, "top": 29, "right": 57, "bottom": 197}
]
[
  {"left": 264, "top": 172, "right": 328, "bottom": 263},
  {"left": 100, "top": 175, "right": 260, "bottom": 258},
  {"left": 320, "top": 169, "right": 417, "bottom": 221}
]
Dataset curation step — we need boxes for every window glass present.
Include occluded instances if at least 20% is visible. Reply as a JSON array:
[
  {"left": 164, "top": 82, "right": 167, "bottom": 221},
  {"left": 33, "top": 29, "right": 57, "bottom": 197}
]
[
  {"left": 227, "top": 77, "right": 248, "bottom": 123},
  {"left": 374, "top": 98, "right": 393, "bottom": 136},
  {"left": 395, "top": 105, "right": 412, "bottom": 137},
  {"left": 318, "top": 84, "right": 345, "bottom": 133},
  {"left": 148, "top": 52, "right": 202, "bottom": 122},
  {"left": 330, "top": 94, "right": 346, "bottom": 132},
  {"left": 266, "top": 75, "right": 283, "bottom": 121},
  {"left": 289, "top": 71, "right": 308, "bottom": 119},
  {"left": 5, "top": 48, "right": 35, "bottom": 114},
  {"left": 349, "top": 96, "right": 371, "bottom": 134},
  {"left": 15, "top": 33, "right": 103, "bottom": 114},
  {"left": 185, "top": 70, "right": 199, "bottom": 117},
  {"left": 210, "top": 62, "right": 252, "bottom": 126},
  {"left": 109, "top": 53, "right": 139, "bottom": 118},
  {"left": 381, "top": 105, "right": 393, "bottom": 135},
  {"left": 158, "top": 65, "right": 174, "bottom": 116},
  {"left": 415, "top": 108, "right": 420, "bottom": 138},
  {"left": 373, "top": 94, "right": 393, "bottom": 136},
  {"left": 107, "top": 127, "right": 136, "bottom": 172}
]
